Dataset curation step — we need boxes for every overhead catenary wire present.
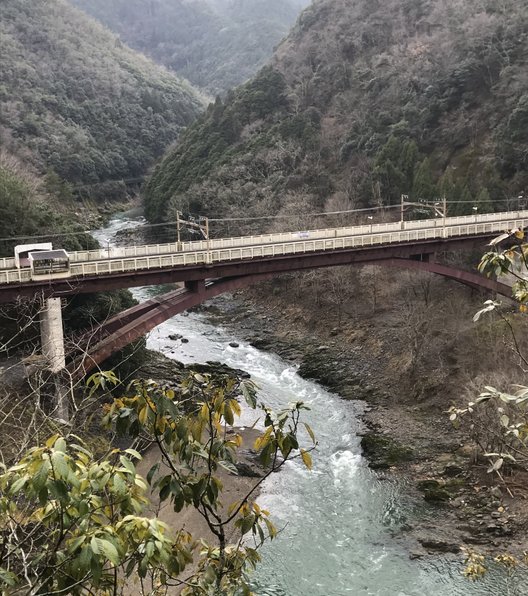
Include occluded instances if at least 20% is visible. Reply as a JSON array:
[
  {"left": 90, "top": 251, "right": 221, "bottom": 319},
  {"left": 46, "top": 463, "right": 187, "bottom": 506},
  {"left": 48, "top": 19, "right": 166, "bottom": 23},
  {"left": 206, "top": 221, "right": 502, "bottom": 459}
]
[{"left": 0, "top": 199, "right": 525, "bottom": 245}]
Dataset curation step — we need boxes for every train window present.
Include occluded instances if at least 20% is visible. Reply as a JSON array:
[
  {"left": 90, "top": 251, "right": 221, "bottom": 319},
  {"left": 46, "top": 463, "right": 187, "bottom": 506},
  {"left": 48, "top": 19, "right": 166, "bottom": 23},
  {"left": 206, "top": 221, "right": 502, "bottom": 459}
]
[{"left": 29, "top": 250, "right": 70, "bottom": 276}]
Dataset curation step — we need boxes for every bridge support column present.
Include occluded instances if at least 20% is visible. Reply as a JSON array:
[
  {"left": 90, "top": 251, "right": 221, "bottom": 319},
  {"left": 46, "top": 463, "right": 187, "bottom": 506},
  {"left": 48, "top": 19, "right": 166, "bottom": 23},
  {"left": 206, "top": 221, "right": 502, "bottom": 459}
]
[
  {"left": 40, "top": 298, "right": 69, "bottom": 422},
  {"left": 184, "top": 279, "right": 206, "bottom": 293}
]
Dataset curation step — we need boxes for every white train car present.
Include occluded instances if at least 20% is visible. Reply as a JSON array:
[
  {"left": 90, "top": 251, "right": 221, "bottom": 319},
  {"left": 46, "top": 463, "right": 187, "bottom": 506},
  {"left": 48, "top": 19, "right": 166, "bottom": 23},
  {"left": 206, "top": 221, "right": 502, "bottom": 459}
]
[
  {"left": 14, "top": 243, "right": 53, "bottom": 268},
  {"left": 28, "top": 249, "right": 70, "bottom": 279}
]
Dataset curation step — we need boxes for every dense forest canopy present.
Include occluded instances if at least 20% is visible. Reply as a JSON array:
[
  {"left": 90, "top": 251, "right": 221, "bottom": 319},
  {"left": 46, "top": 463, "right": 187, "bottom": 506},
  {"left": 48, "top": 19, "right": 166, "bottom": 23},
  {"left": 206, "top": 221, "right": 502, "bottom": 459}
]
[
  {"left": 144, "top": 0, "right": 528, "bottom": 223},
  {"left": 0, "top": 0, "right": 205, "bottom": 202},
  {"left": 71, "top": 0, "right": 311, "bottom": 95}
]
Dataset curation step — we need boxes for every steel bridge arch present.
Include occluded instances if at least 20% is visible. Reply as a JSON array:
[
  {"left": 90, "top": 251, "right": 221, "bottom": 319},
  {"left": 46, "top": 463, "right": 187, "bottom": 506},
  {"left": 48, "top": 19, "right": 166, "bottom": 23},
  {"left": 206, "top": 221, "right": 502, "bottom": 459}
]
[{"left": 69, "top": 258, "right": 511, "bottom": 379}]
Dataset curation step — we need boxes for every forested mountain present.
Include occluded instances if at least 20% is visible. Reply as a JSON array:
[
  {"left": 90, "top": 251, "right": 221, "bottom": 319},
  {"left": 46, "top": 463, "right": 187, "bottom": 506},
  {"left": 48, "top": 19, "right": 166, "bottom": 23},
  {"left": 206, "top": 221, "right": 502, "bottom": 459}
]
[
  {"left": 0, "top": 0, "right": 205, "bottom": 202},
  {"left": 71, "top": 0, "right": 311, "bottom": 95},
  {"left": 145, "top": 0, "right": 528, "bottom": 223}
]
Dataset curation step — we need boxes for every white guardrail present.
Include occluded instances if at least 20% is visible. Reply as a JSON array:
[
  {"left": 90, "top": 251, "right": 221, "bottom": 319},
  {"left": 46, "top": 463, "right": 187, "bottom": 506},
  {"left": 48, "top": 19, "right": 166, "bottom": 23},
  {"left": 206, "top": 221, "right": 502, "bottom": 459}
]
[{"left": 0, "top": 211, "right": 527, "bottom": 286}]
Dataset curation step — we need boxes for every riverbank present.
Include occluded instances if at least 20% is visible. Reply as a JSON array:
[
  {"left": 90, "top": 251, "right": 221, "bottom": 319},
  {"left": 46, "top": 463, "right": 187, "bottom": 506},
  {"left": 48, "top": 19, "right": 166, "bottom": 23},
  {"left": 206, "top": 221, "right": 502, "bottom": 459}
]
[{"left": 194, "top": 285, "right": 528, "bottom": 559}]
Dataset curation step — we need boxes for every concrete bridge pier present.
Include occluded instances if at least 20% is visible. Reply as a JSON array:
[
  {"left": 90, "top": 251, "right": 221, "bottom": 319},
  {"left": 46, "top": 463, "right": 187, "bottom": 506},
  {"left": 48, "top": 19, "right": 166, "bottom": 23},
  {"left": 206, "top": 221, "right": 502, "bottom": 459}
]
[{"left": 40, "top": 297, "right": 69, "bottom": 422}]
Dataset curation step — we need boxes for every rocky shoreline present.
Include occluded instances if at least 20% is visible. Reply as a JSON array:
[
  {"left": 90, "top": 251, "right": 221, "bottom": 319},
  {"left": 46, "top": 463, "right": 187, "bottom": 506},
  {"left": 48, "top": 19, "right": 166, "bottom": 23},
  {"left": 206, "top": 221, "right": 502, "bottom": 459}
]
[{"left": 188, "top": 292, "right": 528, "bottom": 560}]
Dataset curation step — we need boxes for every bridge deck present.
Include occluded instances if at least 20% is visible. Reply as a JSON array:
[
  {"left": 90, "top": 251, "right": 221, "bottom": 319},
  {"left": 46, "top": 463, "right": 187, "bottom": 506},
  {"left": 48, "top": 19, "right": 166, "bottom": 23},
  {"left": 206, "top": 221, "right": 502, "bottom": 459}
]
[
  {"left": 0, "top": 210, "right": 527, "bottom": 301},
  {"left": 1, "top": 210, "right": 527, "bottom": 273}
]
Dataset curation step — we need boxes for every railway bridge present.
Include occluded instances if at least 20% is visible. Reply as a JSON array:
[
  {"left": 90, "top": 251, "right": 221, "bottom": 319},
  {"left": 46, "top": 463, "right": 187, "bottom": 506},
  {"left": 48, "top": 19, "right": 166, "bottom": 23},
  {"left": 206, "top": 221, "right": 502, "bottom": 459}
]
[{"left": 1, "top": 209, "right": 527, "bottom": 405}]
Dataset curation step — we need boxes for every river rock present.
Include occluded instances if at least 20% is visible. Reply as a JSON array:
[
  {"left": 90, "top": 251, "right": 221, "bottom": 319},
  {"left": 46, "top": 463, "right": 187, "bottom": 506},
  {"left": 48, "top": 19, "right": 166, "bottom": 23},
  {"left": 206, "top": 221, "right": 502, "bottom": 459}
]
[
  {"left": 229, "top": 342, "right": 240, "bottom": 348},
  {"left": 360, "top": 433, "right": 413, "bottom": 469},
  {"left": 181, "top": 338, "right": 189, "bottom": 343},
  {"left": 490, "top": 486, "right": 502, "bottom": 499},
  {"left": 235, "top": 462, "right": 262, "bottom": 478},
  {"left": 416, "top": 479, "right": 451, "bottom": 502},
  {"left": 417, "top": 537, "right": 460, "bottom": 553},
  {"left": 187, "top": 361, "right": 250, "bottom": 379},
  {"left": 250, "top": 338, "right": 272, "bottom": 350},
  {"left": 443, "top": 463, "right": 464, "bottom": 477},
  {"left": 168, "top": 333, "right": 182, "bottom": 341}
]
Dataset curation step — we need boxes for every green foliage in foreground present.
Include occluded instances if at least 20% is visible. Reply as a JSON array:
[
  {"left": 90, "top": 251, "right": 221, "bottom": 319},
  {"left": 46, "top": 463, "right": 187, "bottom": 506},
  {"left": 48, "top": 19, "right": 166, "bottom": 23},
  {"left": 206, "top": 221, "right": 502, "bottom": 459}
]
[
  {"left": 0, "top": 370, "right": 316, "bottom": 594},
  {"left": 449, "top": 229, "right": 528, "bottom": 577},
  {"left": 449, "top": 229, "right": 528, "bottom": 475}
]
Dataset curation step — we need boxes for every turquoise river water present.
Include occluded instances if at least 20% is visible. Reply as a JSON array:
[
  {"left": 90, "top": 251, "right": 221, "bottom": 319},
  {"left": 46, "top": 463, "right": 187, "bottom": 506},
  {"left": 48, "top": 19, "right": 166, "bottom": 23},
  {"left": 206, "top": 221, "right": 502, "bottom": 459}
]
[{"left": 93, "top": 213, "right": 528, "bottom": 596}]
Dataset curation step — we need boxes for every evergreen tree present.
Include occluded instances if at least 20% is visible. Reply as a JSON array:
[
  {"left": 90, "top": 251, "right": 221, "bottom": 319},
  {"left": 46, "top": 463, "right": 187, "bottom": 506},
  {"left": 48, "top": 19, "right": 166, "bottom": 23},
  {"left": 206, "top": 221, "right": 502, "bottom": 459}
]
[
  {"left": 452, "top": 185, "right": 474, "bottom": 215},
  {"left": 373, "top": 136, "right": 420, "bottom": 205},
  {"left": 475, "top": 188, "right": 494, "bottom": 214},
  {"left": 400, "top": 140, "right": 419, "bottom": 190},
  {"left": 436, "top": 169, "right": 456, "bottom": 207},
  {"left": 411, "top": 157, "right": 435, "bottom": 202}
]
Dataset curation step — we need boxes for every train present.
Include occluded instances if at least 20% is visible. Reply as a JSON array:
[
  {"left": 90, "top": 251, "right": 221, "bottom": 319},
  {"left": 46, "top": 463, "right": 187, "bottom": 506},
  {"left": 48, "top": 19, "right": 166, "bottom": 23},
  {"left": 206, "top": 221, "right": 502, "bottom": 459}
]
[{"left": 14, "top": 243, "right": 71, "bottom": 279}]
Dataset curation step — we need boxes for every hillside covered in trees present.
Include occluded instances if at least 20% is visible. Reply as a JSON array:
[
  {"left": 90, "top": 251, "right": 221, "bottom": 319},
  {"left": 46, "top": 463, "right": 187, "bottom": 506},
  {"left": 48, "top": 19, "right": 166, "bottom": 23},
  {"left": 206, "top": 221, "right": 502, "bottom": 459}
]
[
  {"left": 145, "top": 0, "right": 528, "bottom": 223},
  {"left": 71, "top": 0, "right": 310, "bottom": 96},
  {"left": 0, "top": 0, "right": 205, "bottom": 202}
]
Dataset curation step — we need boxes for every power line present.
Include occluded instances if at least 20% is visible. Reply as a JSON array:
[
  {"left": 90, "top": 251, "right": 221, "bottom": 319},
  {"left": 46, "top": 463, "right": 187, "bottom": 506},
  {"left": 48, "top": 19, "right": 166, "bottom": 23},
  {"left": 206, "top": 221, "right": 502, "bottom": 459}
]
[
  {"left": 207, "top": 203, "right": 402, "bottom": 223},
  {"left": 1, "top": 199, "right": 526, "bottom": 245}
]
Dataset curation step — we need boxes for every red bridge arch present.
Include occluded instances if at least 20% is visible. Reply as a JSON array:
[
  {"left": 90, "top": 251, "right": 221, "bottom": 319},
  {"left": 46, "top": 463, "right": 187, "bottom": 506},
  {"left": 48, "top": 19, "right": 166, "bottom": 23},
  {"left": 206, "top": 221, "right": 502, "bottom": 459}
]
[{"left": 68, "top": 256, "right": 511, "bottom": 379}]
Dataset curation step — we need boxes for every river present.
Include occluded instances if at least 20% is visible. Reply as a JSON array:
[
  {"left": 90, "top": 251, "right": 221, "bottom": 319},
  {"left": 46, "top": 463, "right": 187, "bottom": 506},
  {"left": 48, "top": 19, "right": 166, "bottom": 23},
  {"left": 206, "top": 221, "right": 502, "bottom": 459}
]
[{"left": 93, "top": 213, "right": 527, "bottom": 596}]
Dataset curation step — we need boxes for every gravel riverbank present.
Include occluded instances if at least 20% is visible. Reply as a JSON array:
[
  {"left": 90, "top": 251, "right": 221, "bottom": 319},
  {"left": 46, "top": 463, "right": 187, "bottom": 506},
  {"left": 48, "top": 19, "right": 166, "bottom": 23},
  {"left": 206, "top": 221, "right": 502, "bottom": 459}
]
[{"left": 192, "top": 290, "right": 528, "bottom": 560}]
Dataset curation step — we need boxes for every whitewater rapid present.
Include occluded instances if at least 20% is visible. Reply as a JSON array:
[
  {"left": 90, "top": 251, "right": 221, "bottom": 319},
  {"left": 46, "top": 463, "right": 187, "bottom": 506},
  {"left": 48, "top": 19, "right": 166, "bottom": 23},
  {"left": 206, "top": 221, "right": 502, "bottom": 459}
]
[{"left": 93, "top": 213, "right": 527, "bottom": 596}]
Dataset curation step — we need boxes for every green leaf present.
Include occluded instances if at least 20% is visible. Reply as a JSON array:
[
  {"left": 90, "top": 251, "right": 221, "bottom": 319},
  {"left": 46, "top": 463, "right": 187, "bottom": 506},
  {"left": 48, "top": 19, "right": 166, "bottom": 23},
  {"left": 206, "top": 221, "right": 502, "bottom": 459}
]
[
  {"left": 9, "top": 475, "right": 29, "bottom": 495},
  {"left": 119, "top": 455, "right": 135, "bottom": 475},
  {"left": 68, "top": 535, "right": 86, "bottom": 553},
  {"left": 260, "top": 442, "right": 273, "bottom": 468},
  {"left": 147, "top": 462, "right": 160, "bottom": 485},
  {"left": 38, "top": 485, "right": 48, "bottom": 505},
  {"left": 51, "top": 451, "right": 69, "bottom": 479},
  {"left": 78, "top": 545, "right": 92, "bottom": 572},
  {"left": 223, "top": 403, "right": 234, "bottom": 426},
  {"left": 113, "top": 473, "right": 127, "bottom": 497},
  {"left": 48, "top": 480, "right": 69, "bottom": 502},
  {"left": 32, "top": 460, "right": 51, "bottom": 492},
  {"left": 91, "top": 537, "right": 120, "bottom": 566},
  {"left": 90, "top": 536, "right": 101, "bottom": 555},
  {"left": 219, "top": 460, "right": 238, "bottom": 475},
  {"left": 239, "top": 514, "right": 256, "bottom": 535},
  {"left": 55, "top": 437, "right": 67, "bottom": 453},
  {"left": 242, "top": 383, "right": 257, "bottom": 409},
  {"left": 0, "top": 568, "right": 18, "bottom": 586}
]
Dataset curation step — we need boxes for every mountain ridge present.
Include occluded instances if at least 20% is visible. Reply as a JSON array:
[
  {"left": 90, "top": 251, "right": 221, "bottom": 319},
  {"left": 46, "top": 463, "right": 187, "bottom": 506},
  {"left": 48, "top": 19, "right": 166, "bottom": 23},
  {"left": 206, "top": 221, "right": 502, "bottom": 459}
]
[
  {"left": 144, "top": 0, "right": 528, "bottom": 223},
  {"left": 71, "top": 0, "right": 311, "bottom": 95},
  {"left": 0, "top": 0, "right": 206, "bottom": 202}
]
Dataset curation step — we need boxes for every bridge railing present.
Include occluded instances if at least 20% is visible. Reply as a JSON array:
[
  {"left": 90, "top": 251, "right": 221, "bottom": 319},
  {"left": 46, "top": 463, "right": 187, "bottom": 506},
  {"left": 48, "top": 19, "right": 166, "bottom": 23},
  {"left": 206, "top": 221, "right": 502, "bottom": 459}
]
[
  {"left": 1, "top": 214, "right": 527, "bottom": 286},
  {"left": 0, "top": 210, "right": 527, "bottom": 272}
]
